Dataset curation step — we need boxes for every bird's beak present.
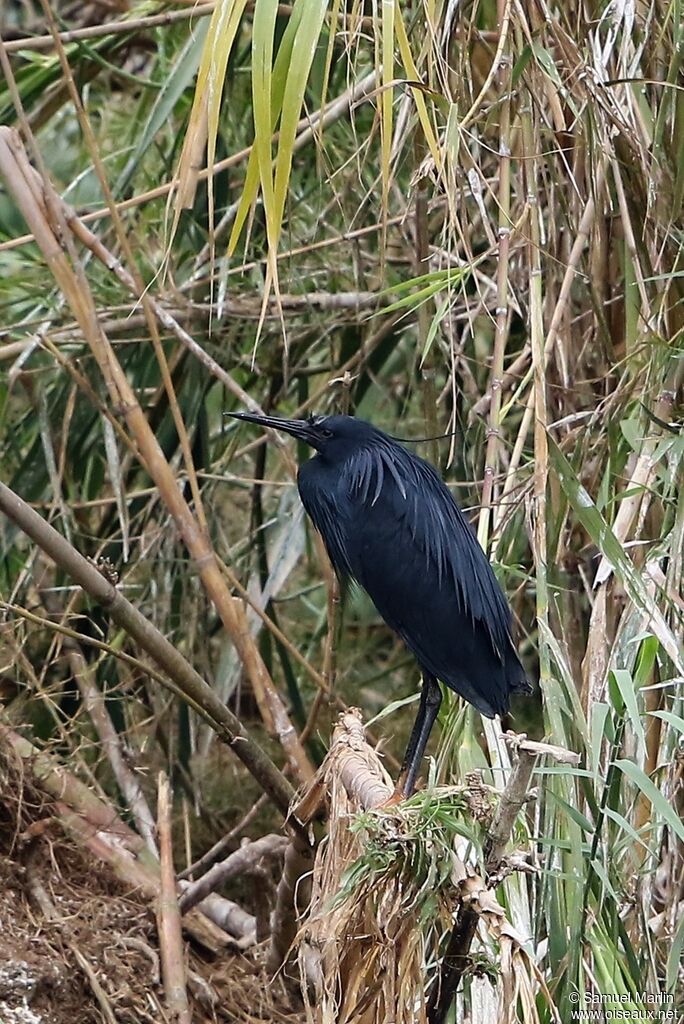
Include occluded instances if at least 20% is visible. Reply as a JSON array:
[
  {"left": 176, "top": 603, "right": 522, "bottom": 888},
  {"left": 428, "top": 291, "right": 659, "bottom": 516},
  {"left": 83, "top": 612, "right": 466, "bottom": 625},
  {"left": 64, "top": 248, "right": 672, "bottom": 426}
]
[{"left": 226, "top": 411, "right": 318, "bottom": 446}]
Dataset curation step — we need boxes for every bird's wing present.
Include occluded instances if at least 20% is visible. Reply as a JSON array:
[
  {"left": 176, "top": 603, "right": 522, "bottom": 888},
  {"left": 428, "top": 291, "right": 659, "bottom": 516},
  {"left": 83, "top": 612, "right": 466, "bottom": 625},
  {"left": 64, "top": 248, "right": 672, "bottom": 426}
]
[
  {"left": 298, "top": 443, "right": 528, "bottom": 714},
  {"left": 344, "top": 444, "right": 522, "bottom": 677}
]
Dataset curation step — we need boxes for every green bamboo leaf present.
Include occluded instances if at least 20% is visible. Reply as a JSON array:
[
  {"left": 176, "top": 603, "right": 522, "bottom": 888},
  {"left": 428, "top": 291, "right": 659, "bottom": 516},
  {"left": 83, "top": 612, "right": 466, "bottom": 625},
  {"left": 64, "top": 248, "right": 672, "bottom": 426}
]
[
  {"left": 373, "top": 263, "right": 481, "bottom": 318},
  {"left": 512, "top": 45, "right": 534, "bottom": 87},
  {"left": 548, "top": 437, "right": 684, "bottom": 672},
  {"left": 603, "top": 806, "right": 654, "bottom": 854},
  {"left": 591, "top": 926, "right": 639, "bottom": 1001},
  {"left": 633, "top": 634, "right": 659, "bottom": 688},
  {"left": 251, "top": 0, "right": 280, "bottom": 251},
  {"left": 379, "top": 0, "right": 395, "bottom": 217},
  {"left": 116, "top": 23, "right": 208, "bottom": 198},
  {"left": 379, "top": 279, "right": 445, "bottom": 315},
  {"left": 273, "top": 0, "right": 329, "bottom": 232},
  {"left": 170, "top": 0, "right": 249, "bottom": 241},
  {"left": 537, "top": 838, "right": 593, "bottom": 854},
  {"left": 531, "top": 43, "right": 579, "bottom": 117},
  {"left": 366, "top": 691, "right": 419, "bottom": 727},
  {"left": 393, "top": 2, "right": 442, "bottom": 172},
  {"left": 667, "top": 913, "right": 684, "bottom": 992},
  {"left": 379, "top": 263, "right": 482, "bottom": 296},
  {"left": 613, "top": 759, "right": 684, "bottom": 844},
  {"left": 546, "top": 790, "right": 594, "bottom": 833},
  {"left": 228, "top": 0, "right": 311, "bottom": 258},
  {"left": 648, "top": 709, "right": 684, "bottom": 734},
  {"left": 227, "top": 149, "right": 262, "bottom": 257},
  {"left": 420, "top": 297, "right": 448, "bottom": 366},
  {"left": 590, "top": 857, "right": 619, "bottom": 900},
  {"left": 539, "top": 618, "right": 589, "bottom": 744},
  {"left": 590, "top": 701, "right": 610, "bottom": 778},
  {"left": 610, "top": 669, "right": 646, "bottom": 757}
]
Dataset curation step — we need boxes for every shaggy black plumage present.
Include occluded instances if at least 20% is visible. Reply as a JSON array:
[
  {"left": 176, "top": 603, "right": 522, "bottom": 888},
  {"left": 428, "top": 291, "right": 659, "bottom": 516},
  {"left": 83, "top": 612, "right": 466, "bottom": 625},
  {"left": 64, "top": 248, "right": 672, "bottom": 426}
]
[{"left": 230, "top": 411, "right": 530, "bottom": 795}]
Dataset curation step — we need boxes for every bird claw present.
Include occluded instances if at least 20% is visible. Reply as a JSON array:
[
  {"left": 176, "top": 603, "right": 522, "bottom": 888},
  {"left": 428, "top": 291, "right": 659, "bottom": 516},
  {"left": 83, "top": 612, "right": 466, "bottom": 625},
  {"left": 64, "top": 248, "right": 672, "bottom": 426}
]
[
  {"left": 378, "top": 790, "right": 405, "bottom": 810},
  {"left": 377, "top": 775, "right": 420, "bottom": 809}
]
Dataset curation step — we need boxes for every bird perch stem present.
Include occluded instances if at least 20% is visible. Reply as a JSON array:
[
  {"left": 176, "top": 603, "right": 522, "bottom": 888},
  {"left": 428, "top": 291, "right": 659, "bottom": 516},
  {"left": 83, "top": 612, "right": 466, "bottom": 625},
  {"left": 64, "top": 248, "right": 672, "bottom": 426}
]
[{"left": 428, "top": 732, "right": 580, "bottom": 1023}]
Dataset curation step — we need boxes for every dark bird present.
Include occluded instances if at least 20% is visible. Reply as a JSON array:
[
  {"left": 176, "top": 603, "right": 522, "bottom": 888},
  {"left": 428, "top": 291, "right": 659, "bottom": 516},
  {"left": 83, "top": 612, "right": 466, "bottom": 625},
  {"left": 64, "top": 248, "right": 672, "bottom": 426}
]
[{"left": 230, "top": 412, "right": 530, "bottom": 797}]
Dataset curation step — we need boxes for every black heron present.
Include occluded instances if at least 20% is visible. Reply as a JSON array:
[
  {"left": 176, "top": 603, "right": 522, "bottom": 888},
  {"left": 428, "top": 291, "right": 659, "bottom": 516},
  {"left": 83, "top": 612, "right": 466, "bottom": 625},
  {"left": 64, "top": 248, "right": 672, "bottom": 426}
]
[{"left": 230, "top": 412, "right": 530, "bottom": 796}]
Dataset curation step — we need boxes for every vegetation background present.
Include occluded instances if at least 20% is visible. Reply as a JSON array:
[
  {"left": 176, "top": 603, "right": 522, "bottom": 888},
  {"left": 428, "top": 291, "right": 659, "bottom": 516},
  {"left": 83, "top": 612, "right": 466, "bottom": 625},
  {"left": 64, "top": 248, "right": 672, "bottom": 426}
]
[{"left": 0, "top": 0, "right": 682, "bottom": 1021}]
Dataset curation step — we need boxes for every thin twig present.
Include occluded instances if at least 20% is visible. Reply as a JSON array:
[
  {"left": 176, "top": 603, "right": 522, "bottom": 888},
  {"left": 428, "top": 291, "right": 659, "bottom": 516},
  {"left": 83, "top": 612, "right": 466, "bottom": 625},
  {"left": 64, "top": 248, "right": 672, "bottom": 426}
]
[
  {"left": 69, "top": 644, "right": 160, "bottom": 857},
  {"left": 179, "top": 834, "right": 288, "bottom": 914},
  {"left": 3, "top": 3, "right": 217, "bottom": 51},
  {"left": 300, "top": 571, "right": 340, "bottom": 746},
  {"left": 179, "top": 793, "right": 269, "bottom": 880}
]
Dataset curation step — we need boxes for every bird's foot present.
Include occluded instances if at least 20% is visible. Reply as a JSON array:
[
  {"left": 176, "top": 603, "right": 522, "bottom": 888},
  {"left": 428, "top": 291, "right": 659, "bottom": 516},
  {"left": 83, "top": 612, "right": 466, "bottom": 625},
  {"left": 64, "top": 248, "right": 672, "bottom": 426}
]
[
  {"left": 378, "top": 790, "right": 405, "bottom": 810},
  {"left": 377, "top": 774, "right": 419, "bottom": 809}
]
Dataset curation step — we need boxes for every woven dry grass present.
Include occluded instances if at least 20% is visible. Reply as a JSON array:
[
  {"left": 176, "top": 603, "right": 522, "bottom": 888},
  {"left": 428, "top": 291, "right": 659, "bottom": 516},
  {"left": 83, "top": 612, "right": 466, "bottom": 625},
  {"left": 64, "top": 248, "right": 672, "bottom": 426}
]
[{"left": 293, "top": 711, "right": 553, "bottom": 1024}]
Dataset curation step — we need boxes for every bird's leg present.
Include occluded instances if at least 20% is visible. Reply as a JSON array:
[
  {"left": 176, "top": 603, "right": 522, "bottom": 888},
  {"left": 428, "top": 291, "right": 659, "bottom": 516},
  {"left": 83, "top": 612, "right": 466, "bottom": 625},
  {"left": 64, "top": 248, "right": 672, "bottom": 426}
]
[
  {"left": 397, "top": 678, "right": 430, "bottom": 787},
  {"left": 393, "top": 673, "right": 442, "bottom": 800}
]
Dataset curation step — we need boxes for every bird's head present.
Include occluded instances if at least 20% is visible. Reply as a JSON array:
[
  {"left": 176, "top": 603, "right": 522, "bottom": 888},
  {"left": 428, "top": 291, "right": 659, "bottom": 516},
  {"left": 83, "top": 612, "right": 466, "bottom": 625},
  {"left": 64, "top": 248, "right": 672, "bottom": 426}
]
[{"left": 227, "top": 411, "right": 379, "bottom": 458}]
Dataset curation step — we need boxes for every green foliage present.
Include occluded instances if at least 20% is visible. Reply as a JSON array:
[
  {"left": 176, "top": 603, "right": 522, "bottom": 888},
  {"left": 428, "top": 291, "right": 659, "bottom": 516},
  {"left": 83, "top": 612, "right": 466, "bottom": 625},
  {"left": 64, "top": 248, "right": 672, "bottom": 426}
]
[{"left": 336, "top": 788, "right": 478, "bottom": 910}]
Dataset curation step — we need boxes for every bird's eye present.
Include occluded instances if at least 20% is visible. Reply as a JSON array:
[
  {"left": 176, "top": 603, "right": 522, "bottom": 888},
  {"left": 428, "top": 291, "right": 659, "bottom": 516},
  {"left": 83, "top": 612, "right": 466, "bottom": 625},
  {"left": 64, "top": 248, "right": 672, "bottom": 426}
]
[{"left": 321, "top": 428, "right": 333, "bottom": 439}]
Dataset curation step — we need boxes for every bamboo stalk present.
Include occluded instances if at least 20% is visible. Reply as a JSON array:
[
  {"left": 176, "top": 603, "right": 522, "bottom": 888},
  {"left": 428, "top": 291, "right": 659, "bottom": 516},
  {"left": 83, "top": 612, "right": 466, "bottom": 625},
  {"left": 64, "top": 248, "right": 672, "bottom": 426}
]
[
  {"left": 157, "top": 773, "right": 192, "bottom": 1024},
  {"left": 266, "top": 833, "right": 315, "bottom": 976},
  {"left": 477, "top": 0, "right": 514, "bottom": 551},
  {"left": 520, "top": 34, "right": 552, "bottom": 732}
]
